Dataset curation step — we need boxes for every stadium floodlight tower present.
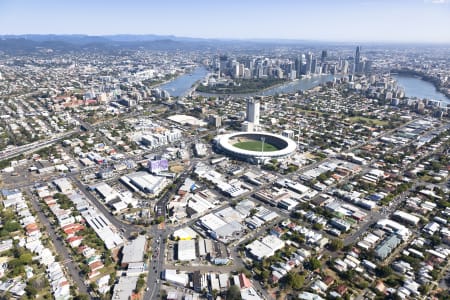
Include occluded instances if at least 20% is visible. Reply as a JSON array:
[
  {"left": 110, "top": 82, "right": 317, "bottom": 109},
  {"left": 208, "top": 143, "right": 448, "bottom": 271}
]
[
  {"left": 261, "top": 136, "right": 265, "bottom": 153},
  {"left": 259, "top": 136, "right": 265, "bottom": 165}
]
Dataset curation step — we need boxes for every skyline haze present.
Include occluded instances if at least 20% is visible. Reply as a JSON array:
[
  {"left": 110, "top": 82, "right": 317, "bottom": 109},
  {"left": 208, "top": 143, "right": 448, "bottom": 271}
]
[{"left": 0, "top": 0, "right": 449, "bottom": 44}]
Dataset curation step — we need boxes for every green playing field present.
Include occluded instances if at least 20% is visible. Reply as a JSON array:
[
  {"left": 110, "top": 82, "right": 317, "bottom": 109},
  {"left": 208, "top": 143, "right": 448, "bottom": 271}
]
[{"left": 233, "top": 140, "right": 279, "bottom": 152}]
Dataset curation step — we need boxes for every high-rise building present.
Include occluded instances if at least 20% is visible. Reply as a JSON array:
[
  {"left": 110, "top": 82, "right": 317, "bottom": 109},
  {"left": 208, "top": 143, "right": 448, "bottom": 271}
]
[
  {"left": 295, "top": 57, "right": 301, "bottom": 74},
  {"left": 305, "top": 52, "right": 313, "bottom": 75},
  {"left": 246, "top": 98, "right": 260, "bottom": 126},
  {"left": 321, "top": 50, "right": 327, "bottom": 64},
  {"left": 364, "top": 60, "right": 372, "bottom": 74},
  {"left": 342, "top": 61, "right": 349, "bottom": 74},
  {"left": 311, "top": 58, "right": 317, "bottom": 74},
  {"left": 354, "top": 46, "right": 361, "bottom": 74}
]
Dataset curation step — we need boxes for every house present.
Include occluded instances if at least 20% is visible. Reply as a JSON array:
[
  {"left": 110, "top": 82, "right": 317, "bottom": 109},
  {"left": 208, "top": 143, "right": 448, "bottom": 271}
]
[
  {"left": 270, "top": 226, "right": 285, "bottom": 238},
  {"left": 67, "top": 236, "right": 83, "bottom": 248},
  {"left": 239, "top": 273, "right": 252, "bottom": 289},
  {"left": 0, "top": 240, "right": 13, "bottom": 253},
  {"left": 375, "top": 281, "right": 386, "bottom": 293},
  {"left": 336, "top": 285, "right": 348, "bottom": 296},
  {"left": 323, "top": 276, "right": 335, "bottom": 287},
  {"left": 89, "top": 261, "right": 104, "bottom": 273}
]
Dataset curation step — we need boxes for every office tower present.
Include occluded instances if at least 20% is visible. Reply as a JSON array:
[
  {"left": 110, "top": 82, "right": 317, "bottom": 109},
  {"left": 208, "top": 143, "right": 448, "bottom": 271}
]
[
  {"left": 311, "top": 58, "right": 317, "bottom": 74},
  {"left": 354, "top": 46, "right": 361, "bottom": 74},
  {"left": 295, "top": 56, "right": 302, "bottom": 75},
  {"left": 234, "top": 64, "right": 240, "bottom": 78},
  {"left": 305, "top": 52, "right": 313, "bottom": 75},
  {"left": 246, "top": 98, "right": 260, "bottom": 125},
  {"left": 364, "top": 60, "right": 372, "bottom": 74},
  {"left": 239, "top": 63, "right": 245, "bottom": 77},
  {"left": 342, "top": 60, "right": 349, "bottom": 74},
  {"left": 256, "top": 63, "right": 264, "bottom": 78},
  {"left": 321, "top": 50, "right": 327, "bottom": 64}
]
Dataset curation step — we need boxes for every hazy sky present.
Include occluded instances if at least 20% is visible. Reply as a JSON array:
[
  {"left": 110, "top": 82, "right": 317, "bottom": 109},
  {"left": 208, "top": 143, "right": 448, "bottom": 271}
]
[{"left": 0, "top": 0, "right": 449, "bottom": 43}]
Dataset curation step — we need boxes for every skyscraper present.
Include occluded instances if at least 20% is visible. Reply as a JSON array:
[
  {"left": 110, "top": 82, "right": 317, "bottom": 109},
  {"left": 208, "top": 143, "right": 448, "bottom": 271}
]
[
  {"left": 343, "top": 60, "right": 349, "bottom": 74},
  {"left": 311, "top": 58, "right": 317, "bottom": 74},
  {"left": 246, "top": 98, "right": 260, "bottom": 125},
  {"left": 354, "top": 46, "right": 361, "bottom": 74},
  {"left": 305, "top": 52, "right": 313, "bottom": 75},
  {"left": 321, "top": 50, "right": 327, "bottom": 64}
]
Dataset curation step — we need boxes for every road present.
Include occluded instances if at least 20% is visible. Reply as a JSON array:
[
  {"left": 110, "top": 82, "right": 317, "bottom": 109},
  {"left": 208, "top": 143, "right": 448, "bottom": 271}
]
[
  {"left": 69, "top": 175, "right": 140, "bottom": 238},
  {"left": 143, "top": 167, "right": 196, "bottom": 300},
  {"left": 144, "top": 228, "right": 167, "bottom": 300},
  {"left": 24, "top": 188, "right": 89, "bottom": 295},
  {"left": 0, "top": 129, "right": 80, "bottom": 161},
  {"left": 343, "top": 123, "right": 449, "bottom": 246}
]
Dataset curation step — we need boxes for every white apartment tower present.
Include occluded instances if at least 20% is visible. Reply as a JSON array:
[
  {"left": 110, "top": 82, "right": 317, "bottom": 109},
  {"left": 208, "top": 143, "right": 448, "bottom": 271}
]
[{"left": 246, "top": 98, "right": 260, "bottom": 126}]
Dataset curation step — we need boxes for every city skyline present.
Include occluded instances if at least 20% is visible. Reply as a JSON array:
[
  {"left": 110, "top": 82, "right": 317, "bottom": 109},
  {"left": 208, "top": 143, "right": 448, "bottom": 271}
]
[{"left": 0, "top": 0, "right": 449, "bottom": 44}]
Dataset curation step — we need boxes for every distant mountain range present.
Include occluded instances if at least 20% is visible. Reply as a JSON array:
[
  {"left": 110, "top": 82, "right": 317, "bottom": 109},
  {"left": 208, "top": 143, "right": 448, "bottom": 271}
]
[
  {"left": 0, "top": 34, "right": 216, "bottom": 53},
  {"left": 0, "top": 34, "right": 443, "bottom": 54},
  {"left": 0, "top": 34, "right": 341, "bottom": 54}
]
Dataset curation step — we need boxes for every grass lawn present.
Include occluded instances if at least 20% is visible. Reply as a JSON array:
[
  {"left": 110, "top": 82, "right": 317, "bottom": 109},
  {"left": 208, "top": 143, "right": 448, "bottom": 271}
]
[
  {"left": 233, "top": 141, "right": 279, "bottom": 152},
  {"left": 348, "top": 116, "right": 388, "bottom": 126}
]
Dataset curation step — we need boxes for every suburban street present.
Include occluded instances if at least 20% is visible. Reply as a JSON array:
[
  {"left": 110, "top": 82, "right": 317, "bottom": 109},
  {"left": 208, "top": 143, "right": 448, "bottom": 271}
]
[{"left": 23, "top": 188, "right": 89, "bottom": 295}]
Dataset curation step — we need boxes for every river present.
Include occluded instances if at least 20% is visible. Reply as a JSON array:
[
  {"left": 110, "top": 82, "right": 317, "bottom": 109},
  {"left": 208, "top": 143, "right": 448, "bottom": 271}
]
[
  {"left": 157, "top": 67, "right": 336, "bottom": 97},
  {"left": 158, "top": 68, "right": 450, "bottom": 104},
  {"left": 393, "top": 74, "right": 450, "bottom": 104},
  {"left": 157, "top": 67, "right": 209, "bottom": 97}
]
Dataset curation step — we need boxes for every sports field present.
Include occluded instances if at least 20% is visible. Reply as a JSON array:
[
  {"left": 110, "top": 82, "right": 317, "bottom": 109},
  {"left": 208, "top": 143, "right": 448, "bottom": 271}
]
[{"left": 233, "top": 140, "right": 279, "bottom": 152}]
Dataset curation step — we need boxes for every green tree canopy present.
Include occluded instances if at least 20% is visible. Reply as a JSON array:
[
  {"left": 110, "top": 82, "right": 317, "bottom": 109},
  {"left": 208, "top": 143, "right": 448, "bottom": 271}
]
[
  {"left": 226, "top": 285, "right": 242, "bottom": 300},
  {"left": 309, "top": 257, "right": 322, "bottom": 270},
  {"left": 286, "top": 271, "right": 305, "bottom": 290},
  {"left": 329, "top": 239, "right": 344, "bottom": 251}
]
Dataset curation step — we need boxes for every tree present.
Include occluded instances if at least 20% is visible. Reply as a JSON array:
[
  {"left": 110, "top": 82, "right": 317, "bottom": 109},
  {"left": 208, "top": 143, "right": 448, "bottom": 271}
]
[
  {"left": 3, "top": 221, "right": 21, "bottom": 233},
  {"left": 309, "top": 257, "right": 321, "bottom": 270},
  {"left": 286, "top": 272, "right": 305, "bottom": 290},
  {"left": 261, "top": 269, "right": 270, "bottom": 281},
  {"left": 376, "top": 265, "right": 392, "bottom": 278},
  {"left": 329, "top": 239, "right": 344, "bottom": 251},
  {"left": 226, "top": 285, "right": 242, "bottom": 300},
  {"left": 19, "top": 253, "right": 33, "bottom": 265},
  {"left": 25, "top": 285, "right": 37, "bottom": 297},
  {"left": 135, "top": 274, "right": 146, "bottom": 292},
  {"left": 212, "top": 289, "right": 219, "bottom": 299},
  {"left": 312, "top": 223, "right": 323, "bottom": 230},
  {"left": 74, "top": 294, "right": 90, "bottom": 300},
  {"left": 249, "top": 208, "right": 258, "bottom": 217}
]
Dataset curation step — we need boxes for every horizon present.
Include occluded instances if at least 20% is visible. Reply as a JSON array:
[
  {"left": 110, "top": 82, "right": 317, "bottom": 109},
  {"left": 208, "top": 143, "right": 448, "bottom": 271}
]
[
  {"left": 2, "top": 33, "right": 450, "bottom": 46},
  {"left": 0, "top": 0, "right": 449, "bottom": 44}
]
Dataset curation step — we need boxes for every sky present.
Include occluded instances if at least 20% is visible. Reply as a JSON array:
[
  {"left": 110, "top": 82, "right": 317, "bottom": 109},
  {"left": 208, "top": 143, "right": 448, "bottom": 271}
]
[{"left": 0, "top": 0, "right": 449, "bottom": 43}]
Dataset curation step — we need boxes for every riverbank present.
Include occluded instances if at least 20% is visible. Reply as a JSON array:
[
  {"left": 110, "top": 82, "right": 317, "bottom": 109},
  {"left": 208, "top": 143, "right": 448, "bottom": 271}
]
[
  {"left": 391, "top": 68, "right": 450, "bottom": 99},
  {"left": 196, "top": 78, "right": 287, "bottom": 95},
  {"left": 146, "top": 74, "right": 179, "bottom": 89}
]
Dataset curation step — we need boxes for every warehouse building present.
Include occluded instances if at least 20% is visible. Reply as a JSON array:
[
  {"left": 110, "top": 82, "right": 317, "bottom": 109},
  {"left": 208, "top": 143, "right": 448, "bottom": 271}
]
[
  {"left": 177, "top": 240, "right": 197, "bottom": 261},
  {"left": 120, "top": 171, "right": 169, "bottom": 195},
  {"left": 121, "top": 235, "right": 147, "bottom": 268},
  {"left": 245, "top": 234, "right": 285, "bottom": 260}
]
